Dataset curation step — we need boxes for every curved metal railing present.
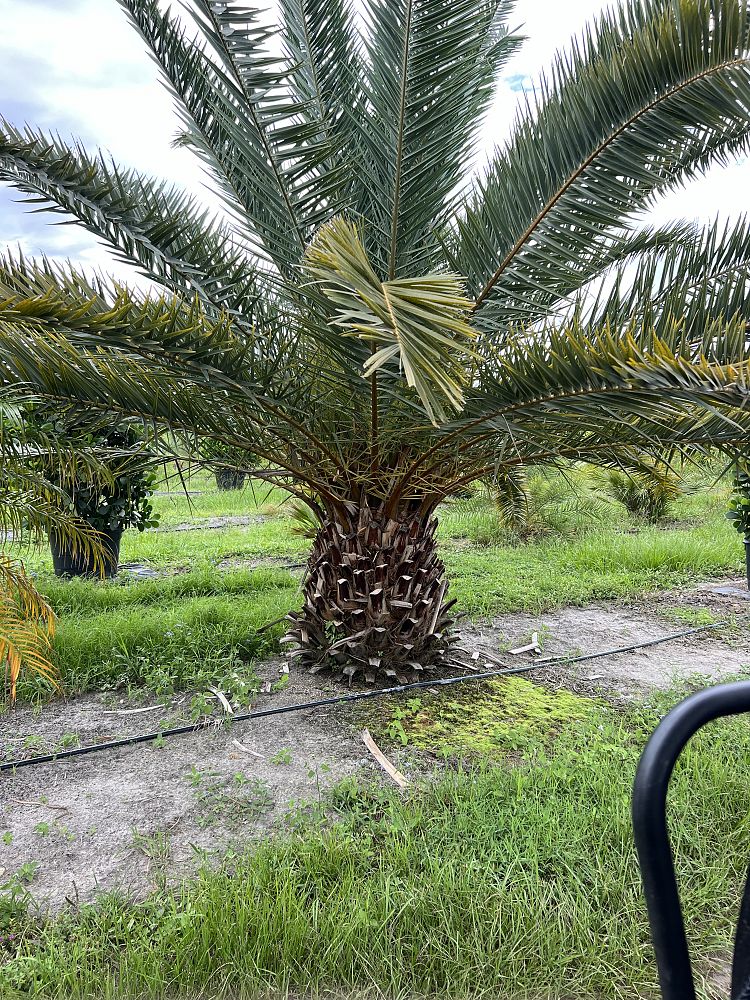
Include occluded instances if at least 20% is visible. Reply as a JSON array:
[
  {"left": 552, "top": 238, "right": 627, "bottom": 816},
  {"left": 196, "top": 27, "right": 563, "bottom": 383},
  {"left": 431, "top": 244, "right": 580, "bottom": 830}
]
[{"left": 632, "top": 680, "right": 750, "bottom": 1000}]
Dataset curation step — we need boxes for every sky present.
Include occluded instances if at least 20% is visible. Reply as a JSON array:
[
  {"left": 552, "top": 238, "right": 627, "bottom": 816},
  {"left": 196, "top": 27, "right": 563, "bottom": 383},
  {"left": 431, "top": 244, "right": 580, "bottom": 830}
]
[{"left": 0, "top": 0, "right": 748, "bottom": 284}]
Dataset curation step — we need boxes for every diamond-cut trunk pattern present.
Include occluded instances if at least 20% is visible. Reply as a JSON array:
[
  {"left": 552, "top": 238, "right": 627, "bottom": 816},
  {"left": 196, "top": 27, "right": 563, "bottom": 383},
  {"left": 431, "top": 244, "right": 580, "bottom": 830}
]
[{"left": 283, "top": 502, "right": 457, "bottom": 682}]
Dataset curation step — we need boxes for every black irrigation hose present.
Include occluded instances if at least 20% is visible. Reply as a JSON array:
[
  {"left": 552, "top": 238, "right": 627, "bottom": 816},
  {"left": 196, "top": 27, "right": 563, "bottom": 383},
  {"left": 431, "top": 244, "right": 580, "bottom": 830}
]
[{"left": 1, "top": 620, "right": 735, "bottom": 774}]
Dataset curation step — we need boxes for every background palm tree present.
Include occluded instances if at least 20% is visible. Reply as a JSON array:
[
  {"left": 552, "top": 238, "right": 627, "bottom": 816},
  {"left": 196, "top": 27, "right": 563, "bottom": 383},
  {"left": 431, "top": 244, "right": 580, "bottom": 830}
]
[{"left": 2, "top": 0, "right": 750, "bottom": 680}]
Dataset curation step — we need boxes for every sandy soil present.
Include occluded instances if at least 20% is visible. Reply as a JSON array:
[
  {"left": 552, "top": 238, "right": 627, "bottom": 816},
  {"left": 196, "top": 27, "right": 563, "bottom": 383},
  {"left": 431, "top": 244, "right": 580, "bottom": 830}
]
[{"left": 1, "top": 579, "right": 749, "bottom": 912}]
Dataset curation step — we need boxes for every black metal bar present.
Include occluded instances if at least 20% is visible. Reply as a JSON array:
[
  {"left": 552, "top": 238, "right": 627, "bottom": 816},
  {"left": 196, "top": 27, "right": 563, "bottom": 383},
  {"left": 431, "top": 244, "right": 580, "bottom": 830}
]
[
  {"left": 744, "top": 538, "right": 750, "bottom": 591},
  {"left": 632, "top": 681, "right": 750, "bottom": 1000}
]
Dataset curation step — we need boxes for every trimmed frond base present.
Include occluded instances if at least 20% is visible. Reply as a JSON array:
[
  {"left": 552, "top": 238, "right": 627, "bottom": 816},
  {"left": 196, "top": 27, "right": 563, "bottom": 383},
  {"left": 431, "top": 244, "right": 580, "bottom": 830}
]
[{"left": 283, "top": 502, "right": 457, "bottom": 683}]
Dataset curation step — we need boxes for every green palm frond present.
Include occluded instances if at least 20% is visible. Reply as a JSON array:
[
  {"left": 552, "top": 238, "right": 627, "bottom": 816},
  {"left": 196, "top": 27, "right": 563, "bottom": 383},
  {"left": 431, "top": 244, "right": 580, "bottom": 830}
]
[
  {"left": 180, "top": 0, "right": 349, "bottom": 247},
  {"left": 465, "top": 326, "right": 750, "bottom": 443},
  {"left": 478, "top": 468, "right": 530, "bottom": 532},
  {"left": 0, "top": 254, "right": 255, "bottom": 377},
  {"left": 466, "top": 221, "right": 700, "bottom": 339},
  {"left": 0, "top": 120, "right": 261, "bottom": 320},
  {"left": 388, "top": 325, "right": 750, "bottom": 503},
  {"left": 457, "top": 0, "right": 750, "bottom": 329},
  {"left": 581, "top": 216, "right": 750, "bottom": 358},
  {"left": 481, "top": 468, "right": 611, "bottom": 540},
  {"left": 590, "top": 461, "right": 685, "bottom": 521},
  {"left": 119, "top": 0, "right": 322, "bottom": 268},
  {"left": 305, "top": 218, "right": 475, "bottom": 422},
  {"left": 358, "top": 0, "right": 521, "bottom": 277},
  {"left": 0, "top": 0, "right": 749, "bottom": 520},
  {"left": 278, "top": 0, "right": 363, "bottom": 163}
]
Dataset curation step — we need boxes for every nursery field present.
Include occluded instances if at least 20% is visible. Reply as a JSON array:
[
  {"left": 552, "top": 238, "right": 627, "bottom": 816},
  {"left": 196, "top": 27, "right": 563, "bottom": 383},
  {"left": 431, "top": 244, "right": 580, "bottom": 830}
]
[
  {"left": 8, "top": 0, "right": 750, "bottom": 997},
  {"left": 2, "top": 470, "right": 750, "bottom": 1000}
]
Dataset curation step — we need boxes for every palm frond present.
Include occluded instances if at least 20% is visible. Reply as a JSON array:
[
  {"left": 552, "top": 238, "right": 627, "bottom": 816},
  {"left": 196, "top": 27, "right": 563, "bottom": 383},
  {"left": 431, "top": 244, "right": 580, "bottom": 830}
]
[
  {"left": 120, "top": 0, "right": 323, "bottom": 269},
  {"left": 388, "top": 323, "right": 750, "bottom": 501},
  {"left": 458, "top": 0, "right": 750, "bottom": 328},
  {"left": 581, "top": 216, "right": 750, "bottom": 360},
  {"left": 278, "top": 0, "right": 363, "bottom": 166},
  {"left": 0, "top": 557, "right": 58, "bottom": 703},
  {"left": 167, "top": 0, "right": 346, "bottom": 251},
  {"left": 305, "top": 218, "right": 475, "bottom": 422},
  {"left": 358, "top": 0, "right": 521, "bottom": 277},
  {"left": 0, "top": 120, "right": 261, "bottom": 321},
  {"left": 590, "top": 461, "right": 685, "bottom": 521},
  {"left": 465, "top": 326, "right": 750, "bottom": 446}
]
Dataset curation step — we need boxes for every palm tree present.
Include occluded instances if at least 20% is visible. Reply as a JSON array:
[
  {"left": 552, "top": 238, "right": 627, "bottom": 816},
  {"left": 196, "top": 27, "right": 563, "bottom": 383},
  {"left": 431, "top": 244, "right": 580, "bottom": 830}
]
[{"left": 2, "top": 0, "right": 750, "bottom": 681}]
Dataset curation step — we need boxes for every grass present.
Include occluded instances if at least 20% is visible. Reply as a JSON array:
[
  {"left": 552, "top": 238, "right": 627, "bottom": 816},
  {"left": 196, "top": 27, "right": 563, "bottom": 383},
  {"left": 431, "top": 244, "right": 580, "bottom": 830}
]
[
  {"left": 4, "top": 479, "right": 745, "bottom": 703},
  {"left": 3, "top": 689, "right": 750, "bottom": 999},
  {"left": 14, "top": 570, "right": 295, "bottom": 702},
  {"left": 3, "top": 472, "right": 748, "bottom": 998},
  {"left": 444, "top": 516, "right": 743, "bottom": 614}
]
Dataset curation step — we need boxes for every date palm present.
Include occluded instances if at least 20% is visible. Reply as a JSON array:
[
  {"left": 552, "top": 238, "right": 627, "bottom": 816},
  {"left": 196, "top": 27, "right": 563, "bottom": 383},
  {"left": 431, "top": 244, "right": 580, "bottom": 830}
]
[{"left": 2, "top": 0, "right": 750, "bottom": 680}]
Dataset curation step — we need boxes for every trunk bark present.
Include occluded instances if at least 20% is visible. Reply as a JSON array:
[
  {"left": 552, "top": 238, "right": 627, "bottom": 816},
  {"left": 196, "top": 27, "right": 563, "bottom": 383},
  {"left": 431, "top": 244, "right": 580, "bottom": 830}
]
[
  {"left": 214, "top": 469, "right": 246, "bottom": 491},
  {"left": 283, "top": 501, "right": 457, "bottom": 683}
]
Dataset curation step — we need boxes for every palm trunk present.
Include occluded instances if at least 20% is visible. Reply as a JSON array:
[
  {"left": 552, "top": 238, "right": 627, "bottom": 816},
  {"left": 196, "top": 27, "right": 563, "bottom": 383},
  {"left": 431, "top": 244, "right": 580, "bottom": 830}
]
[{"left": 283, "top": 501, "right": 457, "bottom": 682}]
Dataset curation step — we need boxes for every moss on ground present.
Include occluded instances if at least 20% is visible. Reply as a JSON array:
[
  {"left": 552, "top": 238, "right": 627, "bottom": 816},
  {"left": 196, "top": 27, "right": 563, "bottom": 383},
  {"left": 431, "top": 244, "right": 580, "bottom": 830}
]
[{"left": 387, "top": 677, "right": 596, "bottom": 755}]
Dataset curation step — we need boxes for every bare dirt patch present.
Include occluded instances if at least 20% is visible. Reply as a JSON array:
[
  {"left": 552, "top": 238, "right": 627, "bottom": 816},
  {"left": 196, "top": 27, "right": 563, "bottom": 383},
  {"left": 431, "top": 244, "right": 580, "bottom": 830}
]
[
  {"left": 1, "top": 582, "right": 749, "bottom": 912},
  {"left": 0, "top": 663, "right": 386, "bottom": 913},
  {"left": 162, "top": 515, "right": 268, "bottom": 532},
  {"left": 467, "top": 584, "right": 750, "bottom": 699}
]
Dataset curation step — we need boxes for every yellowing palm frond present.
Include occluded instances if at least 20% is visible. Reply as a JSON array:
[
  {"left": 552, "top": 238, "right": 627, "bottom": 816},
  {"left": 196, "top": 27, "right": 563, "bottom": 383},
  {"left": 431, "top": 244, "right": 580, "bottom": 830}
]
[
  {"left": 305, "top": 218, "right": 475, "bottom": 423},
  {"left": 0, "top": 556, "right": 58, "bottom": 704}
]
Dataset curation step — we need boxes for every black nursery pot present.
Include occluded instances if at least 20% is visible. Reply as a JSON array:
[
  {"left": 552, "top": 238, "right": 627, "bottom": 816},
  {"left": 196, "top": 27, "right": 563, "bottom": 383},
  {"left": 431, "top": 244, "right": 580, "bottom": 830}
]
[
  {"left": 214, "top": 469, "right": 246, "bottom": 491},
  {"left": 50, "top": 526, "right": 124, "bottom": 579}
]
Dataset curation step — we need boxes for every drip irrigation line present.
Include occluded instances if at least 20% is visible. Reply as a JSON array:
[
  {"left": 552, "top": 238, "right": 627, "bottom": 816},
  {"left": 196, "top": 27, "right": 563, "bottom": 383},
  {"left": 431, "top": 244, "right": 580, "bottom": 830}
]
[{"left": 0, "top": 619, "right": 735, "bottom": 774}]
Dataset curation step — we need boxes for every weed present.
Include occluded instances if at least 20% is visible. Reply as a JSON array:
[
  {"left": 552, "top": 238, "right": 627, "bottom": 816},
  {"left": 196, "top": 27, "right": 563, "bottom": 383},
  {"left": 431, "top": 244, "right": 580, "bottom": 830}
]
[
  {"left": 387, "top": 697, "right": 424, "bottom": 745},
  {"left": 185, "top": 769, "right": 274, "bottom": 828},
  {"left": 271, "top": 672, "right": 290, "bottom": 693},
  {"left": 270, "top": 748, "right": 292, "bottom": 765},
  {"left": 660, "top": 606, "right": 722, "bottom": 628},
  {"left": 131, "top": 829, "right": 172, "bottom": 892},
  {"left": 188, "top": 693, "right": 214, "bottom": 720},
  {"left": 0, "top": 863, "right": 38, "bottom": 952}
]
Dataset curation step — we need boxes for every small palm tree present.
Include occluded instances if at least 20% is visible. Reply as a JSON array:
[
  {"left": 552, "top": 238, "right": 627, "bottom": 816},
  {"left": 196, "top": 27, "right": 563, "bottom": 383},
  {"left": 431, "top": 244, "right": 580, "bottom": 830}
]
[{"left": 3, "top": 0, "right": 750, "bottom": 680}]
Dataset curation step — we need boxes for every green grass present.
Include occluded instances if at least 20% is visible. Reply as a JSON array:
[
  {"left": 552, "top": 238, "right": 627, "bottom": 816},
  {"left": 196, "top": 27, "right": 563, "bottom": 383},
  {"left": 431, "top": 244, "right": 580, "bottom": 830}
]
[
  {"left": 4, "top": 477, "right": 748, "bottom": 997},
  {"left": 444, "top": 516, "right": 743, "bottom": 614},
  {"left": 5, "top": 482, "right": 745, "bottom": 703},
  {"left": 149, "top": 467, "right": 292, "bottom": 524},
  {"left": 13, "top": 568, "right": 297, "bottom": 702},
  {"left": 3, "top": 691, "right": 749, "bottom": 999}
]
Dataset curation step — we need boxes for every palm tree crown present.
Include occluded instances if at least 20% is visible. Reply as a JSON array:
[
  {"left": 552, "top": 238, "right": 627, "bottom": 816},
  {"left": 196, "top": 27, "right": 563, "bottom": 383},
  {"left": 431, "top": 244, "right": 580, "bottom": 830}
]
[{"left": 3, "top": 0, "right": 750, "bottom": 678}]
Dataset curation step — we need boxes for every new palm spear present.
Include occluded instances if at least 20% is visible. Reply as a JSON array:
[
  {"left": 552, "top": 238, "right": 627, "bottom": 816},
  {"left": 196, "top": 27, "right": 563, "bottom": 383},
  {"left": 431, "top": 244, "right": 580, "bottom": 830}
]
[{"left": 3, "top": 0, "right": 750, "bottom": 679}]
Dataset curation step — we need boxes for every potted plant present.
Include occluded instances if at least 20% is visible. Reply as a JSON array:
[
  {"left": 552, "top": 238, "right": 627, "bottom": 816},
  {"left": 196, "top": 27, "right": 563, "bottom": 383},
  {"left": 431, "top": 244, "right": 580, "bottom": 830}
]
[
  {"left": 23, "top": 407, "right": 159, "bottom": 578},
  {"left": 198, "top": 438, "right": 248, "bottom": 491},
  {"left": 49, "top": 465, "right": 158, "bottom": 578},
  {"left": 726, "top": 464, "right": 750, "bottom": 590}
]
